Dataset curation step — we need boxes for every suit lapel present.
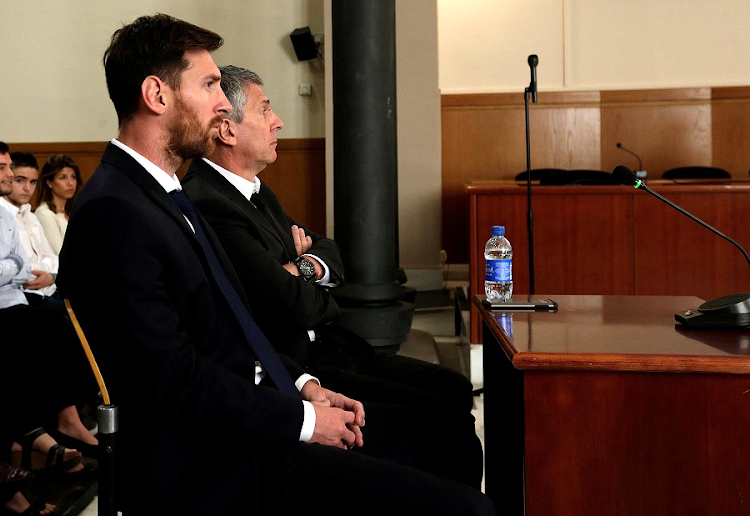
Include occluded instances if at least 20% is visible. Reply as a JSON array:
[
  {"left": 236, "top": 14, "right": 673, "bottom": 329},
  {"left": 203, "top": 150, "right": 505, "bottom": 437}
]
[
  {"left": 101, "top": 145, "right": 249, "bottom": 304},
  {"left": 101, "top": 144, "right": 195, "bottom": 238},
  {"left": 190, "top": 159, "right": 292, "bottom": 255},
  {"left": 253, "top": 188, "right": 298, "bottom": 258}
]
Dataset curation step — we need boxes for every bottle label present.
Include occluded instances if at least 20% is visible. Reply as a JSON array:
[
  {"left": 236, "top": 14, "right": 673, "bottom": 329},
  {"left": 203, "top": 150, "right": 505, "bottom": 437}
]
[
  {"left": 499, "top": 313, "right": 514, "bottom": 338},
  {"left": 485, "top": 259, "right": 512, "bottom": 282}
]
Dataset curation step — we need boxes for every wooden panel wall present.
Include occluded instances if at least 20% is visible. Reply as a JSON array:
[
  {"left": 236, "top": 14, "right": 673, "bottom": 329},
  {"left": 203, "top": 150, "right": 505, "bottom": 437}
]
[
  {"left": 10, "top": 141, "right": 108, "bottom": 186},
  {"left": 259, "top": 138, "right": 326, "bottom": 234},
  {"left": 712, "top": 86, "right": 750, "bottom": 178},
  {"left": 7, "top": 138, "right": 327, "bottom": 234},
  {"left": 442, "top": 86, "right": 750, "bottom": 265}
]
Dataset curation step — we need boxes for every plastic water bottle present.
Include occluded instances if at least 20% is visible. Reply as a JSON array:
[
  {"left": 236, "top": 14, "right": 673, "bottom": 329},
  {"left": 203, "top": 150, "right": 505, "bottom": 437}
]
[{"left": 484, "top": 226, "right": 513, "bottom": 302}]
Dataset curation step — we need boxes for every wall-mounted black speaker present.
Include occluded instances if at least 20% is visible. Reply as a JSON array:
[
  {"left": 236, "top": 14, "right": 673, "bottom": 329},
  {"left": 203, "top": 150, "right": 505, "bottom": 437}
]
[{"left": 290, "top": 27, "right": 318, "bottom": 61}]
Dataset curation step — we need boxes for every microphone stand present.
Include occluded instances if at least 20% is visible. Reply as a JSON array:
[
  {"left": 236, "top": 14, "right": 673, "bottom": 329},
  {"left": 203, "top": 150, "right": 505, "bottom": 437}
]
[{"left": 524, "top": 86, "right": 535, "bottom": 295}]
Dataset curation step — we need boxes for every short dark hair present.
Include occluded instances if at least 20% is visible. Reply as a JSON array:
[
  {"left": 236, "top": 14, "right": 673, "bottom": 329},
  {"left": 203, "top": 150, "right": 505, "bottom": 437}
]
[
  {"left": 10, "top": 151, "right": 39, "bottom": 170},
  {"left": 103, "top": 13, "right": 224, "bottom": 125},
  {"left": 0, "top": 142, "right": 8, "bottom": 155}
]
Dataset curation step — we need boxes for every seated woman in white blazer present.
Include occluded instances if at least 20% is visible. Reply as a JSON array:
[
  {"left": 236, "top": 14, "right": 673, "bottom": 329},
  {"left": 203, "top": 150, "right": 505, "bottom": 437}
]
[{"left": 34, "top": 155, "right": 81, "bottom": 255}]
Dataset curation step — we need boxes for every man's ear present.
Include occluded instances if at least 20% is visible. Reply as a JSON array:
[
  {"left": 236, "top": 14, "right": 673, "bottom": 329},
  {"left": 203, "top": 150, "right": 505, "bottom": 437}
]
[
  {"left": 141, "top": 75, "right": 170, "bottom": 115},
  {"left": 216, "top": 118, "right": 237, "bottom": 146}
]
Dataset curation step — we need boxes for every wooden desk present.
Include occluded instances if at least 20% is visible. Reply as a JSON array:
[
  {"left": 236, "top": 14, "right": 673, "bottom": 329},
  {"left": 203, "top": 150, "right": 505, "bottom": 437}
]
[
  {"left": 468, "top": 181, "right": 750, "bottom": 342},
  {"left": 477, "top": 294, "right": 750, "bottom": 515}
]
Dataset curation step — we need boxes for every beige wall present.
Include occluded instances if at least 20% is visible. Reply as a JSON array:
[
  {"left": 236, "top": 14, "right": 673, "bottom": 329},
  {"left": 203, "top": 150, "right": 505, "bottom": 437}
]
[
  {"left": 438, "top": 0, "right": 750, "bottom": 93},
  {"left": 0, "top": 1, "right": 324, "bottom": 141},
  {"left": 395, "top": 0, "right": 442, "bottom": 273}
]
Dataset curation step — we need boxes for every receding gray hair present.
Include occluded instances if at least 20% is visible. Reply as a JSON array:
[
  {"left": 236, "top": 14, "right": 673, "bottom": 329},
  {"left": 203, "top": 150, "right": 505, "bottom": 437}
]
[{"left": 219, "top": 65, "right": 263, "bottom": 123}]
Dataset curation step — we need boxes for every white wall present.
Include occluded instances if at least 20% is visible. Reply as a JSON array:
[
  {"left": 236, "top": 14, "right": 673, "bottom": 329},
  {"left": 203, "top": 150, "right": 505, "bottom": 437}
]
[
  {"left": 0, "top": 1, "right": 324, "bottom": 141},
  {"left": 438, "top": 0, "right": 750, "bottom": 93}
]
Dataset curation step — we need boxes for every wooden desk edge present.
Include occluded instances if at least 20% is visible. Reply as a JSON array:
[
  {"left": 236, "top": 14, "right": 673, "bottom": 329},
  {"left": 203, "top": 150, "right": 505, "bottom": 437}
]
[
  {"left": 466, "top": 180, "right": 750, "bottom": 193},
  {"left": 513, "top": 352, "right": 750, "bottom": 374},
  {"left": 474, "top": 295, "right": 750, "bottom": 375}
]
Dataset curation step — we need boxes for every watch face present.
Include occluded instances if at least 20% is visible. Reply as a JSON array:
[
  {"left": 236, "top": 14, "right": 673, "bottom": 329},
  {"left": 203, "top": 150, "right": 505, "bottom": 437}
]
[{"left": 297, "top": 258, "right": 316, "bottom": 281}]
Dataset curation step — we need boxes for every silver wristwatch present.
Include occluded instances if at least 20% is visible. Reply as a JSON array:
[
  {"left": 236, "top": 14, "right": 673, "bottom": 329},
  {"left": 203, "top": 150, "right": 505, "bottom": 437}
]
[{"left": 294, "top": 256, "right": 317, "bottom": 283}]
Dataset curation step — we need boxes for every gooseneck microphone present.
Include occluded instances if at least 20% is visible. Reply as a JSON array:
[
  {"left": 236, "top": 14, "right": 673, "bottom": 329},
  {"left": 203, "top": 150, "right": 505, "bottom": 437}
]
[
  {"left": 612, "top": 166, "right": 750, "bottom": 267},
  {"left": 527, "top": 55, "right": 538, "bottom": 103},
  {"left": 613, "top": 165, "right": 750, "bottom": 328},
  {"left": 616, "top": 143, "right": 643, "bottom": 171}
]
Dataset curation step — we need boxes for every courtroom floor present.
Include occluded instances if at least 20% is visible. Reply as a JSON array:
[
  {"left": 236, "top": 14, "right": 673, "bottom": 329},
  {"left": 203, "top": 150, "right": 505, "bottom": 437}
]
[{"left": 78, "top": 286, "right": 484, "bottom": 514}]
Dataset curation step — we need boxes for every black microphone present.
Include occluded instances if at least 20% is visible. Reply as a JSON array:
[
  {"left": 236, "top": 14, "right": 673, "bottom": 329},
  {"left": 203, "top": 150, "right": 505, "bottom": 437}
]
[
  {"left": 612, "top": 165, "right": 750, "bottom": 328},
  {"left": 615, "top": 143, "right": 645, "bottom": 178},
  {"left": 527, "top": 54, "right": 538, "bottom": 103}
]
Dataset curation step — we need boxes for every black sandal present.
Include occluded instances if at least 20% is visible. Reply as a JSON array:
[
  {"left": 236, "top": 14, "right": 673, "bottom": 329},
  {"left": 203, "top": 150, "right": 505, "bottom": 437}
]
[
  {"left": 46, "top": 430, "right": 97, "bottom": 460},
  {"left": 10, "top": 429, "right": 81, "bottom": 474}
]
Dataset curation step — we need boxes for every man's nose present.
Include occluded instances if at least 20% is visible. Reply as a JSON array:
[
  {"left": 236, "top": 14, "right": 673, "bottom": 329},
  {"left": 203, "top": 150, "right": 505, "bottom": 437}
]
[{"left": 217, "top": 91, "right": 232, "bottom": 116}]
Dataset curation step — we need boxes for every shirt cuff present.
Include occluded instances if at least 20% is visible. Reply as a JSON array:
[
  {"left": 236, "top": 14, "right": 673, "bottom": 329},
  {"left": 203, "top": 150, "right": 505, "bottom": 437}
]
[
  {"left": 299, "top": 400, "right": 316, "bottom": 442},
  {"left": 296, "top": 374, "right": 320, "bottom": 442},
  {"left": 295, "top": 373, "right": 319, "bottom": 391}
]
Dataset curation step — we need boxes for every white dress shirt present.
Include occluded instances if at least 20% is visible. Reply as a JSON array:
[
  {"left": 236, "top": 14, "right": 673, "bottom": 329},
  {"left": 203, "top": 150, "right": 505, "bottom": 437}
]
[
  {"left": 0, "top": 197, "right": 58, "bottom": 297},
  {"left": 0, "top": 204, "right": 31, "bottom": 308}
]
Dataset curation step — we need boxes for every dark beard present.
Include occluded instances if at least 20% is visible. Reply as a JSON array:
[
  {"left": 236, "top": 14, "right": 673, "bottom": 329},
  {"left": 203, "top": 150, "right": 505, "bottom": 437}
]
[{"left": 166, "top": 95, "right": 220, "bottom": 161}]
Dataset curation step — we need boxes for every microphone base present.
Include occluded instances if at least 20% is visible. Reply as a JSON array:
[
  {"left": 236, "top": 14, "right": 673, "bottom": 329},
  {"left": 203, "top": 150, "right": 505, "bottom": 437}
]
[{"left": 675, "top": 293, "right": 750, "bottom": 329}]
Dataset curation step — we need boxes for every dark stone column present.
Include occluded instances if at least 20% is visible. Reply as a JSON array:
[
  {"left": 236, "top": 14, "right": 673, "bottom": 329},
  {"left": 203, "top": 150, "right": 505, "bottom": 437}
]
[{"left": 331, "top": 0, "right": 413, "bottom": 349}]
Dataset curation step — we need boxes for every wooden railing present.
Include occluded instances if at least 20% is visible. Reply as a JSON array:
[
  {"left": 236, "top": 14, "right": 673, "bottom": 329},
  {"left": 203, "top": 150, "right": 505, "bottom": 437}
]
[{"left": 9, "top": 138, "right": 327, "bottom": 234}]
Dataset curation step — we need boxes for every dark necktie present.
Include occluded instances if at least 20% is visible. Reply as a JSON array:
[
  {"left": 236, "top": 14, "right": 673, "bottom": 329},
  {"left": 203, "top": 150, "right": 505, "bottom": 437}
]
[{"left": 170, "top": 189, "right": 300, "bottom": 397}]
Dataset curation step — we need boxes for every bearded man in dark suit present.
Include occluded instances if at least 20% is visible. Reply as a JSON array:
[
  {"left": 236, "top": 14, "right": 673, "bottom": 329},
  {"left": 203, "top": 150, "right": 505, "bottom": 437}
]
[{"left": 58, "top": 14, "right": 495, "bottom": 516}]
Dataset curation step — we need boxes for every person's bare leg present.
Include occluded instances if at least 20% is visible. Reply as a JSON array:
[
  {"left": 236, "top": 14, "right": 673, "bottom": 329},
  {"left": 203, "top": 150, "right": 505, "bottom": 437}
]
[
  {"left": 3, "top": 491, "right": 56, "bottom": 515},
  {"left": 56, "top": 406, "right": 98, "bottom": 446},
  {"left": 11, "top": 430, "right": 83, "bottom": 473}
]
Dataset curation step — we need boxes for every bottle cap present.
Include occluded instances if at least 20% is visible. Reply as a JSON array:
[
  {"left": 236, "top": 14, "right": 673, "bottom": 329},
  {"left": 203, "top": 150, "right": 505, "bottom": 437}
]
[{"left": 491, "top": 226, "right": 505, "bottom": 236}]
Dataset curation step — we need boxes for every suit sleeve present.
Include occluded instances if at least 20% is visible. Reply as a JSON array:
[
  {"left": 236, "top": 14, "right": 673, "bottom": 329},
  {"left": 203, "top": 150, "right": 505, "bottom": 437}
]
[
  {"left": 267, "top": 197, "right": 345, "bottom": 286},
  {"left": 192, "top": 186, "right": 342, "bottom": 332}
]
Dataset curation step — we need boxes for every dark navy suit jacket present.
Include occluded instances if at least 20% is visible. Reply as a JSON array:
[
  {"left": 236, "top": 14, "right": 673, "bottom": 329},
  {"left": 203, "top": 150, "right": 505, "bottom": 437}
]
[{"left": 58, "top": 143, "right": 305, "bottom": 515}]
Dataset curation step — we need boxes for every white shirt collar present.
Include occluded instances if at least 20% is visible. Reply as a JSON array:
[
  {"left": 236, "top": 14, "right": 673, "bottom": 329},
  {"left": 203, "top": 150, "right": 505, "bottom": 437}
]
[
  {"left": 0, "top": 197, "right": 20, "bottom": 216},
  {"left": 201, "top": 158, "right": 261, "bottom": 202},
  {"left": 0, "top": 198, "right": 32, "bottom": 217},
  {"left": 111, "top": 138, "right": 183, "bottom": 193}
]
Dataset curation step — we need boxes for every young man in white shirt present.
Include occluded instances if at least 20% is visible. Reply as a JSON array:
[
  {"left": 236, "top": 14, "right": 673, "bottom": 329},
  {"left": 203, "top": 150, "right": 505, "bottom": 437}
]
[{"left": 0, "top": 151, "right": 60, "bottom": 305}]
